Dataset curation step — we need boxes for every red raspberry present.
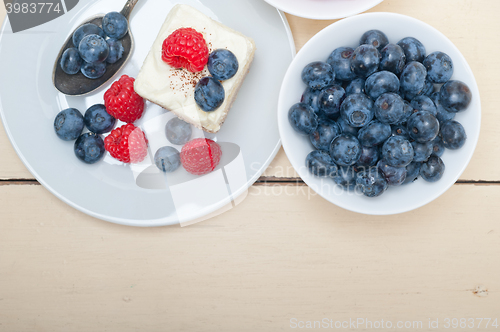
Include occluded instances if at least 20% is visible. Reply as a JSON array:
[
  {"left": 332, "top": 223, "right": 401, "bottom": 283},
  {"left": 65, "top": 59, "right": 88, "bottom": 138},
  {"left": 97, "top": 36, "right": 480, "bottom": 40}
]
[
  {"left": 104, "top": 124, "right": 148, "bottom": 164},
  {"left": 104, "top": 75, "right": 145, "bottom": 123},
  {"left": 180, "top": 138, "right": 222, "bottom": 175},
  {"left": 162, "top": 27, "right": 209, "bottom": 72}
]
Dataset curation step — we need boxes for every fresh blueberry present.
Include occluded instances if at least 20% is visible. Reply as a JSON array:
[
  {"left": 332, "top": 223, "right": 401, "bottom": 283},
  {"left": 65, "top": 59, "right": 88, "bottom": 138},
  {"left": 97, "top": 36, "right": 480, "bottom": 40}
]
[
  {"left": 301, "top": 61, "right": 335, "bottom": 90},
  {"left": 397, "top": 37, "right": 426, "bottom": 63},
  {"left": 430, "top": 136, "right": 445, "bottom": 157},
  {"left": 407, "top": 111, "right": 440, "bottom": 143},
  {"left": 329, "top": 134, "right": 361, "bottom": 166},
  {"left": 430, "top": 92, "right": 456, "bottom": 124},
  {"left": 374, "top": 93, "right": 406, "bottom": 125},
  {"left": 358, "top": 120, "right": 391, "bottom": 147},
  {"left": 345, "top": 78, "right": 366, "bottom": 96},
  {"left": 340, "top": 93, "right": 374, "bottom": 127},
  {"left": 382, "top": 135, "right": 414, "bottom": 167},
  {"left": 54, "top": 108, "right": 84, "bottom": 141},
  {"left": 194, "top": 77, "right": 225, "bottom": 112},
  {"left": 154, "top": 146, "right": 181, "bottom": 172},
  {"left": 208, "top": 49, "right": 239, "bottom": 81},
  {"left": 439, "top": 80, "right": 472, "bottom": 113},
  {"left": 81, "top": 61, "right": 106, "bottom": 79},
  {"left": 106, "top": 38, "right": 124, "bottom": 64},
  {"left": 420, "top": 79, "right": 435, "bottom": 96},
  {"left": 337, "top": 117, "right": 359, "bottom": 136},
  {"left": 301, "top": 87, "right": 321, "bottom": 114},
  {"left": 356, "top": 168, "right": 388, "bottom": 197},
  {"left": 306, "top": 150, "right": 338, "bottom": 177},
  {"left": 60, "top": 47, "right": 83, "bottom": 75},
  {"left": 74, "top": 133, "right": 105, "bottom": 164},
  {"left": 318, "top": 84, "right": 345, "bottom": 119},
  {"left": 403, "top": 161, "right": 422, "bottom": 185},
  {"left": 440, "top": 120, "right": 467, "bottom": 150},
  {"left": 350, "top": 44, "right": 380, "bottom": 78},
  {"left": 78, "top": 34, "right": 109, "bottom": 64},
  {"left": 326, "top": 47, "right": 356, "bottom": 81},
  {"left": 391, "top": 124, "right": 410, "bottom": 140},
  {"left": 379, "top": 43, "right": 406, "bottom": 75},
  {"left": 360, "top": 30, "right": 389, "bottom": 51},
  {"left": 420, "top": 155, "right": 445, "bottom": 182},
  {"left": 309, "top": 118, "right": 341, "bottom": 151},
  {"left": 72, "top": 23, "right": 106, "bottom": 48},
  {"left": 365, "top": 71, "right": 400, "bottom": 100},
  {"left": 288, "top": 103, "right": 318, "bottom": 135},
  {"left": 84, "top": 104, "right": 116, "bottom": 134},
  {"left": 423, "top": 51, "right": 453, "bottom": 84},
  {"left": 165, "top": 117, "right": 192, "bottom": 145},
  {"left": 411, "top": 141, "right": 433, "bottom": 162},
  {"left": 410, "top": 95, "right": 437, "bottom": 117},
  {"left": 332, "top": 166, "right": 358, "bottom": 191},
  {"left": 400, "top": 61, "right": 427, "bottom": 101},
  {"left": 357, "top": 146, "right": 380, "bottom": 167},
  {"left": 401, "top": 100, "right": 414, "bottom": 123},
  {"left": 102, "top": 11, "right": 128, "bottom": 39},
  {"left": 377, "top": 159, "right": 407, "bottom": 186}
]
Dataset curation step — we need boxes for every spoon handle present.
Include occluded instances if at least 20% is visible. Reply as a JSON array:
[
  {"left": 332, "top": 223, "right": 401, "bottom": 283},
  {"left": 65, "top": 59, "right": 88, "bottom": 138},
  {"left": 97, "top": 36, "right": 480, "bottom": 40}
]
[{"left": 120, "top": 0, "right": 140, "bottom": 20}]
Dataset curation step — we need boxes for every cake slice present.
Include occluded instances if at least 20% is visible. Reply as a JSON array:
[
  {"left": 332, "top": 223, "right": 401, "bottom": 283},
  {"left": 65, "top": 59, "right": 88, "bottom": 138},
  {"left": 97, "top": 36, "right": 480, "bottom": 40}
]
[{"left": 134, "top": 4, "right": 256, "bottom": 133}]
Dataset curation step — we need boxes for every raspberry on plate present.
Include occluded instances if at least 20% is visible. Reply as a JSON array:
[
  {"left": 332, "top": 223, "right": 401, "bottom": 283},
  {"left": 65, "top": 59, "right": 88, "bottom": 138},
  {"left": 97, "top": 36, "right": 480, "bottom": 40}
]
[
  {"left": 104, "top": 75, "right": 145, "bottom": 123},
  {"left": 180, "top": 138, "right": 222, "bottom": 175},
  {"left": 161, "top": 27, "right": 209, "bottom": 72},
  {"left": 104, "top": 123, "right": 148, "bottom": 163}
]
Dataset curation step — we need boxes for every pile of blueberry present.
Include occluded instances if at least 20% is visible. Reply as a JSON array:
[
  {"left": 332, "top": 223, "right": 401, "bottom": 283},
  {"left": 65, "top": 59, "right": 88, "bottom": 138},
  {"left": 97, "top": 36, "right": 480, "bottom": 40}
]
[
  {"left": 288, "top": 30, "right": 472, "bottom": 197},
  {"left": 54, "top": 104, "right": 116, "bottom": 164},
  {"left": 194, "top": 49, "right": 239, "bottom": 112},
  {"left": 60, "top": 12, "right": 129, "bottom": 79}
]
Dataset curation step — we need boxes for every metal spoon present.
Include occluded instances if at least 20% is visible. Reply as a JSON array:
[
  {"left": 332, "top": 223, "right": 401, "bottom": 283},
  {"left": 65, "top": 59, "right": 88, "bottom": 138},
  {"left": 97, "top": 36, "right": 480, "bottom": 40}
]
[{"left": 53, "top": 0, "right": 139, "bottom": 96}]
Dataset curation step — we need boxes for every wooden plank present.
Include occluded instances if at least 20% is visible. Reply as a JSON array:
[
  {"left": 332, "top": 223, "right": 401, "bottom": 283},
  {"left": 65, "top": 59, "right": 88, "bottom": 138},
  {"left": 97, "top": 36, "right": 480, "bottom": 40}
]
[{"left": 0, "top": 184, "right": 498, "bottom": 331}]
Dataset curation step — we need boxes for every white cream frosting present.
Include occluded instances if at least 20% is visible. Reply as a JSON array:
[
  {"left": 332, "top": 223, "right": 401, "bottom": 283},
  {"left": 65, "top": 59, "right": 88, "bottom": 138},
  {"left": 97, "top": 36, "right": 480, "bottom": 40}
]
[{"left": 134, "top": 4, "right": 255, "bottom": 133}]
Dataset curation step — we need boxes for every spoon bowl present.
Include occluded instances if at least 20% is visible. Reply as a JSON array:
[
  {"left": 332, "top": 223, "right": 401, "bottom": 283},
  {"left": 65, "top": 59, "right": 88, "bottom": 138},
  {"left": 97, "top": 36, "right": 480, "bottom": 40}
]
[{"left": 53, "top": 0, "right": 139, "bottom": 96}]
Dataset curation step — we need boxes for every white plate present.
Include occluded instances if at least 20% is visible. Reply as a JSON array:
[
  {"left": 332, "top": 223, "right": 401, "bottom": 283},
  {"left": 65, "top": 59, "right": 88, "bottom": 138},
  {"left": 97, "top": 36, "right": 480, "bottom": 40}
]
[
  {"left": 278, "top": 12, "right": 481, "bottom": 215},
  {"left": 263, "top": 0, "right": 383, "bottom": 20},
  {"left": 0, "top": 0, "right": 295, "bottom": 226}
]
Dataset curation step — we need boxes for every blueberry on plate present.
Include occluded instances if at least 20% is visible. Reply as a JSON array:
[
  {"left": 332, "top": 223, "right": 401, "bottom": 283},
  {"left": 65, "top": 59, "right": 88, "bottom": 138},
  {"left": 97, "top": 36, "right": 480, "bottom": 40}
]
[
  {"left": 336, "top": 117, "right": 359, "bottom": 136},
  {"left": 364, "top": 71, "right": 400, "bottom": 100},
  {"left": 301, "top": 61, "right": 335, "bottom": 90},
  {"left": 60, "top": 48, "right": 83, "bottom": 75},
  {"left": 350, "top": 44, "right": 380, "bottom": 78},
  {"left": 81, "top": 61, "right": 107, "bottom": 79},
  {"left": 340, "top": 93, "right": 374, "bottom": 127},
  {"left": 400, "top": 61, "right": 427, "bottom": 101},
  {"left": 165, "top": 117, "right": 192, "bottom": 145},
  {"left": 194, "top": 77, "right": 225, "bottom": 112},
  {"left": 106, "top": 38, "right": 124, "bottom": 64},
  {"left": 420, "top": 155, "right": 445, "bottom": 182},
  {"left": 329, "top": 134, "right": 361, "bottom": 166},
  {"left": 360, "top": 29, "right": 389, "bottom": 51},
  {"left": 357, "top": 145, "right": 380, "bottom": 167},
  {"left": 391, "top": 124, "right": 410, "bottom": 140},
  {"left": 208, "top": 49, "right": 239, "bottom": 81},
  {"left": 357, "top": 120, "right": 391, "bottom": 147},
  {"left": 374, "top": 92, "right": 406, "bottom": 125},
  {"left": 84, "top": 104, "right": 116, "bottom": 134},
  {"left": 326, "top": 47, "right": 356, "bottom": 82},
  {"left": 317, "top": 84, "right": 345, "bottom": 119},
  {"left": 439, "top": 80, "right": 472, "bottom": 113},
  {"left": 102, "top": 11, "right": 128, "bottom": 39},
  {"left": 345, "top": 78, "right": 365, "bottom": 96},
  {"left": 397, "top": 37, "right": 426, "bottom": 63},
  {"left": 381, "top": 135, "right": 414, "bottom": 167},
  {"left": 79, "top": 34, "right": 109, "bottom": 63},
  {"left": 430, "top": 136, "right": 445, "bottom": 157},
  {"left": 379, "top": 43, "right": 406, "bottom": 75},
  {"left": 356, "top": 168, "right": 388, "bottom": 197},
  {"left": 306, "top": 150, "right": 338, "bottom": 177},
  {"left": 54, "top": 108, "right": 84, "bottom": 141},
  {"left": 411, "top": 141, "right": 433, "bottom": 162},
  {"left": 407, "top": 111, "right": 440, "bottom": 143},
  {"left": 154, "top": 146, "right": 181, "bottom": 172},
  {"left": 430, "top": 92, "right": 456, "bottom": 124},
  {"left": 332, "top": 166, "right": 358, "bottom": 191},
  {"left": 288, "top": 103, "right": 318, "bottom": 135},
  {"left": 420, "top": 79, "right": 435, "bottom": 96},
  {"left": 403, "top": 161, "right": 422, "bottom": 185},
  {"left": 301, "top": 86, "right": 321, "bottom": 114},
  {"left": 309, "top": 117, "right": 341, "bottom": 151},
  {"left": 377, "top": 158, "right": 407, "bottom": 186},
  {"left": 410, "top": 95, "right": 437, "bottom": 117},
  {"left": 74, "top": 133, "right": 105, "bottom": 164},
  {"left": 423, "top": 51, "right": 453, "bottom": 84},
  {"left": 72, "top": 23, "right": 106, "bottom": 48},
  {"left": 440, "top": 120, "right": 467, "bottom": 150}
]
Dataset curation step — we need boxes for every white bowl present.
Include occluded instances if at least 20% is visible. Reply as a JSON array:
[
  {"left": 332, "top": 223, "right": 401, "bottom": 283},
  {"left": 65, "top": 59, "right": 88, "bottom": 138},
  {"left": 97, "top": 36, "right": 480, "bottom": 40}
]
[
  {"left": 263, "top": 0, "right": 383, "bottom": 20},
  {"left": 277, "top": 12, "right": 481, "bottom": 215}
]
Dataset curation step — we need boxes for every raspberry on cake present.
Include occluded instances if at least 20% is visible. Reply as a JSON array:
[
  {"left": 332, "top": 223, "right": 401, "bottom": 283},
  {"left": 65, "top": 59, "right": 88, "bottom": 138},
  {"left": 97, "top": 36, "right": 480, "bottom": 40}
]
[{"left": 134, "top": 4, "right": 256, "bottom": 133}]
